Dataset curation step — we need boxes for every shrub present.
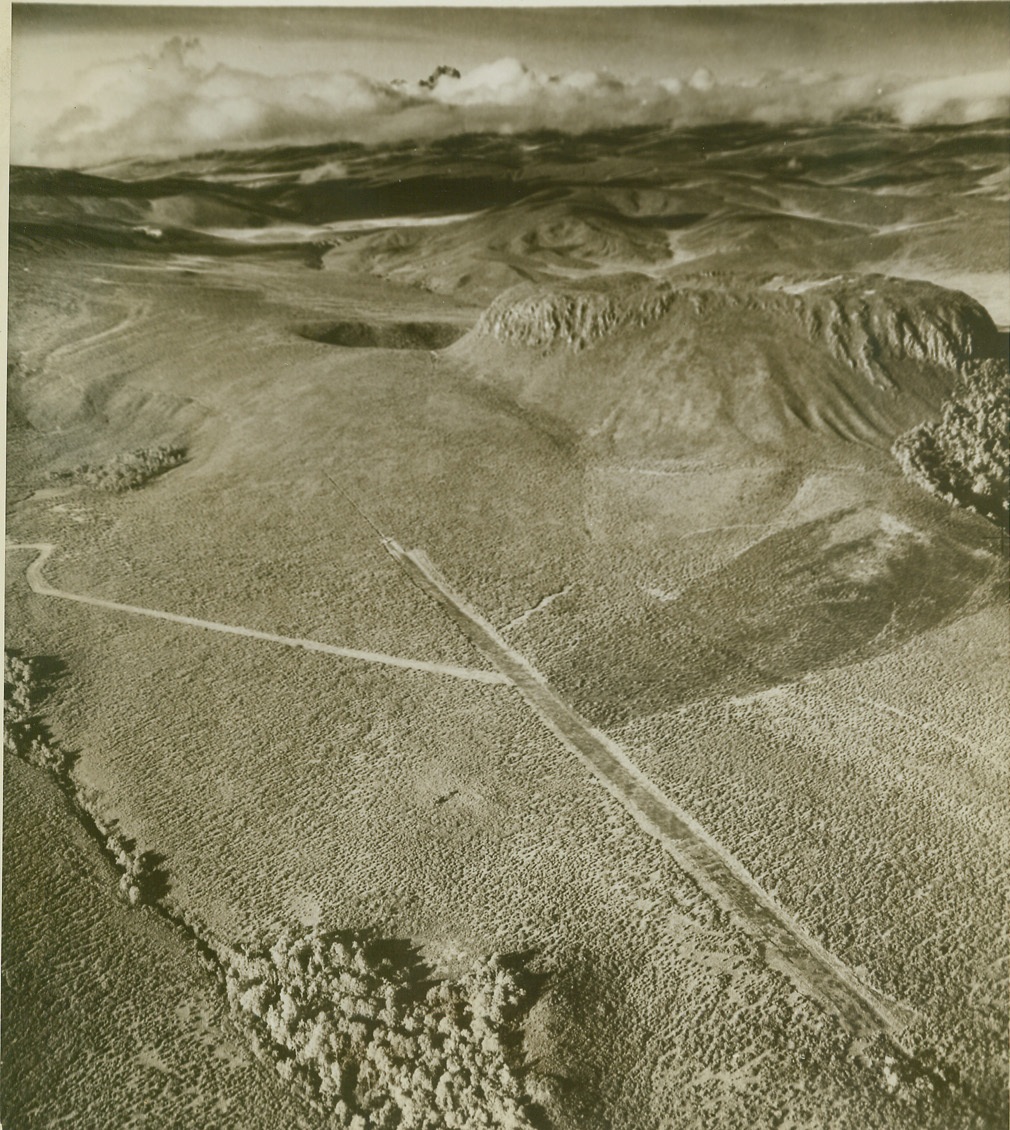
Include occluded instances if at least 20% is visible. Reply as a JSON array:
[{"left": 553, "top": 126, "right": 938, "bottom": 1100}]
[
  {"left": 219, "top": 928, "right": 538, "bottom": 1129},
  {"left": 104, "top": 828, "right": 166, "bottom": 906},
  {"left": 3, "top": 649, "right": 67, "bottom": 775},
  {"left": 51, "top": 444, "right": 187, "bottom": 492},
  {"left": 893, "top": 360, "right": 1009, "bottom": 527}
]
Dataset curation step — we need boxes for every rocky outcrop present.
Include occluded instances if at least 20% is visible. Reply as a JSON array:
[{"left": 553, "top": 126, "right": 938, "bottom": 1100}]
[
  {"left": 788, "top": 277, "right": 1002, "bottom": 388},
  {"left": 462, "top": 274, "right": 1004, "bottom": 457},
  {"left": 475, "top": 275, "right": 1002, "bottom": 375},
  {"left": 475, "top": 282, "right": 680, "bottom": 350}
]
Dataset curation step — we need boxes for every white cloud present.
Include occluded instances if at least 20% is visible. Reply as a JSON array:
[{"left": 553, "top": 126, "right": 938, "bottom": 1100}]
[
  {"left": 11, "top": 37, "right": 1010, "bottom": 169},
  {"left": 884, "top": 69, "right": 1010, "bottom": 127},
  {"left": 16, "top": 37, "right": 408, "bottom": 167},
  {"left": 688, "top": 67, "right": 716, "bottom": 93},
  {"left": 430, "top": 57, "right": 541, "bottom": 106}
]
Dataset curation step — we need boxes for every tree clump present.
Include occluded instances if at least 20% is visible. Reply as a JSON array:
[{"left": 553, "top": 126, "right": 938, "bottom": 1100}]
[
  {"left": 103, "top": 827, "right": 166, "bottom": 906},
  {"left": 3, "top": 650, "right": 67, "bottom": 775},
  {"left": 219, "top": 927, "right": 539, "bottom": 1130},
  {"left": 892, "top": 360, "right": 1009, "bottom": 527},
  {"left": 51, "top": 444, "right": 186, "bottom": 492}
]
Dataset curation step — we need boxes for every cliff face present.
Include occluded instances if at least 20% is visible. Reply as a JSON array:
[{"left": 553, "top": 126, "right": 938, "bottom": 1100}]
[
  {"left": 476, "top": 275, "right": 1001, "bottom": 372},
  {"left": 784, "top": 278, "right": 1002, "bottom": 387},
  {"left": 476, "top": 283, "right": 678, "bottom": 351},
  {"left": 463, "top": 275, "right": 1003, "bottom": 457}
]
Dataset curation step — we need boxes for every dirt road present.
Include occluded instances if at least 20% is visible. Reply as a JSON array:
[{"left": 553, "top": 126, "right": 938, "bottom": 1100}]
[
  {"left": 8, "top": 537, "right": 917, "bottom": 1042},
  {"left": 7, "top": 542, "right": 509, "bottom": 686}
]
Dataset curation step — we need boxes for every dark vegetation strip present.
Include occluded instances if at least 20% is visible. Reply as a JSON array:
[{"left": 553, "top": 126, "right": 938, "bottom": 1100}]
[
  {"left": 3, "top": 649, "right": 169, "bottom": 905},
  {"left": 3, "top": 648, "right": 545, "bottom": 1130},
  {"left": 49, "top": 444, "right": 187, "bottom": 493}
]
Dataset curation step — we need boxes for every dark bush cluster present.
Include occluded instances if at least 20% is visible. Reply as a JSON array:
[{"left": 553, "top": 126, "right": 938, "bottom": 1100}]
[
  {"left": 892, "top": 360, "right": 1009, "bottom": 527},
  {"left": 103, "top": 827, "right": 167, "bottom": 906},
  {"left": 4, "top": 648, "right": 168, "bottom": 905},
  {"left": 219, "top": 928, "right": 538, "bottom": 1129},
  {"left": 3, "top": 650, "right": 67, "bottom": 775},
  {"left": 51, "top": 444, "right": 186, "bottom": 492}
]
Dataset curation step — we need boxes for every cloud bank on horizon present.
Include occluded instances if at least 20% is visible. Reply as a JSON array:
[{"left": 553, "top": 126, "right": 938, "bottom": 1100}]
[{"left": 13, "top": 36, "right": 1010, "bottom": 169}]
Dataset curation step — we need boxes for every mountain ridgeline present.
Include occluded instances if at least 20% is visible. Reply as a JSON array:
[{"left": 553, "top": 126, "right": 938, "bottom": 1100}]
[
  {"left": 472, "top": 276, "right": 1000, "bottom": 368},
  {"left": 10, "top": 119, "right": 1009, "bottom": 296}
]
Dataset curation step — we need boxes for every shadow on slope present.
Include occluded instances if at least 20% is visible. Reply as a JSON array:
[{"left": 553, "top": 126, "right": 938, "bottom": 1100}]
[
  {"left": 295, "top": 320, "right": 466, "bottom": 350},
  {"left": 563, "top": 505, "right": 996, "bottom": 726}
]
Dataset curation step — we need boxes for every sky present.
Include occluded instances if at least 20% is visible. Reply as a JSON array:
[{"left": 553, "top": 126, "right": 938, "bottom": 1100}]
[{"left": 11, "top": 4, "right": 1010, "bottom": 167}]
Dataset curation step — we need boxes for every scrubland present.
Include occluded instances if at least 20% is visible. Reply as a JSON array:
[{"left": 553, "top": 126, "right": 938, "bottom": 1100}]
[
  {"left": 1, "top": 754, "right": 313, "bottom": 1130},
  {"left": 5, "top": 119, "right": 1008, "bottom": 1128},
  {"left": 615, "top": 617, "right": 1008, "bottom": 1111}
]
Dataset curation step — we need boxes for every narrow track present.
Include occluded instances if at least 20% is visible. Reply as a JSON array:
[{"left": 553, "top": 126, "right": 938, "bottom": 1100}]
[
  {"left": 383, "top": 537, "right": 919, "bottom": 1047},
  {"left": 6, "top": 543, "right": 508, "bottom": 686},
  {"left": 8, "top": 537, "right": 918, "bottom": 1043}
]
